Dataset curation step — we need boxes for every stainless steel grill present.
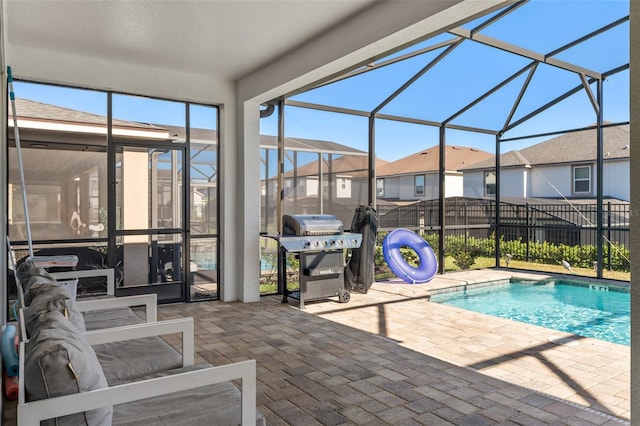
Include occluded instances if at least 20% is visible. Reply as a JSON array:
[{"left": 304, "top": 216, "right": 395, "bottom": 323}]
[{"left": 278, "top": 214, "right": 362, "bottom": 308}]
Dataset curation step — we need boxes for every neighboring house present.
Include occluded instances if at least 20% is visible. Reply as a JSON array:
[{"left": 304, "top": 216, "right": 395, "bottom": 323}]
[
  {"left": 461, "top": 124, "right": 630, "bottom": 201},
  {"left": 262, "top": 136, "right": 387, "bottom": 202},
  {"left": 279, "top": 153, "right": 387, "bottom": 200},
  {"left": 375, "top": 145, "right": 494, "bottom": 201},
  {"left": 260, "top": 136, "right": 388, "bottom": 230}
]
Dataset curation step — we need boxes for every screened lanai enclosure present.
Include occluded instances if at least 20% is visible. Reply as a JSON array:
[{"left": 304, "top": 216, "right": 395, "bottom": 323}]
[
  {"left": 5, "top": 0, "right": 630, "bottom": 307},
  {"left": 7, "top": 90, "right": 220, "bottom": 303},
  {"left": 259, "top": 0, "right": 630, "bottom": 286}
]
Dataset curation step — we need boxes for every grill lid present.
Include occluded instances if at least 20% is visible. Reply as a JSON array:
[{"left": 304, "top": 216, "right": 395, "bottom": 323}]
[{"left": 283, "top": 214, "right": 344, "bottom": 236}]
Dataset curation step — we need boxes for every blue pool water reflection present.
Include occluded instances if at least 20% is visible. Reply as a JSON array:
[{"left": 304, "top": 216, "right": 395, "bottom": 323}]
[{"left": 431, "top": 281, "right": 630, "bottom": 346}]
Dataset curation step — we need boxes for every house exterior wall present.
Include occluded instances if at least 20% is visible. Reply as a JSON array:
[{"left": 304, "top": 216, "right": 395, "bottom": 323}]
[
  {"left": 350, "top": 178, "right": 369, "bottom": 205},
  {"left": 399, "top": 175, "right": 419, "bottom": 199},
  {"left": 465, "top": 161, "right": 629, "bottom": 201},
  {"left": 424, "top": 174, "right": 440, "bottom": 200},
  {"left": 307, "top": 177, "right": 319, "bottom": 197},
  {"left": 336, "top": 176, "right": 352, "bottom": 198},
  {"left": 445, "top": 173, "right": 463, "bottom": 198},
  {"left": 531, "top": 162, "right": 629, "bottom": 200},
  {"left": 603, "top": 160, "right": 630, "bottom": 201},
  {"left": 380, "top": 173, "right": 464, "bottom": 201},
  {"left": 463, "top": 169, "right": 527, "bottom": 198},
  {"left": 530, "top": 165, "right": 572, "bottom": 198},
  {"left": 381, "top": 176, "right": 400, "bottom": 199},
  {"left": 463, "top": 171, "right": 485, "bottom": 198},
  {"left": 500, "top": 169, "right": 528, "bottom": 197}
]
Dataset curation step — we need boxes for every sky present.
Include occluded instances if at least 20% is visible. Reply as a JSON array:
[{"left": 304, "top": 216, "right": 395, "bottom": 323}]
[
  {"left": 261, "top": 0, "right": 630, "bottom": 161},
  {"left": 10, "top": 0, "right": 629, "bottom": 163}
]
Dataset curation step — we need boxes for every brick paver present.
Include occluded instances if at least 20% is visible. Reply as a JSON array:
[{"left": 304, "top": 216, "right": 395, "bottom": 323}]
[
  {"left": 159, "top": 270, "right": 627, "bottom": 424},
  {"left": 3, "top": 270, "right": 629, "bottom": 425}
]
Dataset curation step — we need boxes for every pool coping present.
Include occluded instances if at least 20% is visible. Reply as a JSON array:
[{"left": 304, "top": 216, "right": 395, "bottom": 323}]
[{"left": 425, "top": 269, "right": 630, "bottom": 298}]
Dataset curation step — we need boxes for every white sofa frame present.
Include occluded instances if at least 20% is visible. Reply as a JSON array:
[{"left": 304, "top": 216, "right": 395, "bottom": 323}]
[
  {"left": 50, "top": 268, "right": 116, "bottom": 297},
  {"left": 15, "top": 276, "right": 258, "bottom": 426}
]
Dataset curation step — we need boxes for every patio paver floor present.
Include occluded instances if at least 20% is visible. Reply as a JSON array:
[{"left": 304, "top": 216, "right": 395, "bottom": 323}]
[
  {"left": 2, "top": 270, "right": 629, "bottom": 425},
  {"left": 161, "top": 269, "right": 629, "bottom": 425}
]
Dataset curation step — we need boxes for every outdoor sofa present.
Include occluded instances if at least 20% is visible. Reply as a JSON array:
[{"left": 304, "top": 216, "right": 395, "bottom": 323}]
[{"left": 12, "top": 260, "right": 265, "bottom": 425}]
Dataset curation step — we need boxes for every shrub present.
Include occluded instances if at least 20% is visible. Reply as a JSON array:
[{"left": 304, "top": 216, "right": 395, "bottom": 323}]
[
  {"left": 374, "top": 232, "right": 630, "bottom": 273},
  {"left": 445, "top": 237, "right": 483, "bottom": 270}
]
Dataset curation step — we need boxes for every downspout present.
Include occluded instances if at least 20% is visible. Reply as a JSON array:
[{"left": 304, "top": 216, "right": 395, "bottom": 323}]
[{"left": 260, "top": 103, "right": 275, "bottom": 119}]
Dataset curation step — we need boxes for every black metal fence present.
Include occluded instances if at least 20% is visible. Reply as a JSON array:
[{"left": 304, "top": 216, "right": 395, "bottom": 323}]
[{"left": 376, "top": 199, "right": 630, "bottom": 271}]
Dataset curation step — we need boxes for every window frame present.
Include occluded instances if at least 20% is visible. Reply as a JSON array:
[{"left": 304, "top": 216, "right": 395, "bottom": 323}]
[
  {"left": 376, "top": 178, "right": 385, "bottom": 197},
  {"left": 414, "top": 174, "right": 425, "bottom": 196},
  {"left": 572, "top": 165, "right": 592, "bottom": 195},
  {"left": 484, "top": 171, "right": 496, "bottom": 196}
]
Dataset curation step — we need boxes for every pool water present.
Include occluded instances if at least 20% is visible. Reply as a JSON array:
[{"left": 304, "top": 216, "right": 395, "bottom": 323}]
[{"left": 431, "top": 281, "right": 630, "bottom": 346}]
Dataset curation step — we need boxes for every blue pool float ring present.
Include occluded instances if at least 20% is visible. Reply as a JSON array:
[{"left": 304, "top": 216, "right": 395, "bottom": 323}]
[{"left": 383, "top": 229, "right": 438, "bottom": 284}]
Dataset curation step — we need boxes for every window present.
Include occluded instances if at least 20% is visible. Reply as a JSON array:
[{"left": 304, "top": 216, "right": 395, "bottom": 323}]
[
  {"left": 484, "top": 171, "right": 496, "bottom": 196},
  {"left": 414, "top": 175, "right": 425, "bottom": 196},
  {"left": 573, "top": 165, "right": 591, "bottom": 194},
  {"left": 376, "top": 178, "right": 385, "bottom": 197},
  {"left": 340, "top": 178, "right": 347, "bottom": 190}
]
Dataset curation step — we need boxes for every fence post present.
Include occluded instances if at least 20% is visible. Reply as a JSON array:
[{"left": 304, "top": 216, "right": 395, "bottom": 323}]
[
  {"left": 464, "top": 204, "right": 468, "bottom": 246},
  {"left": 525, "top": 203, "right": 530, "bottom": 262},
  {"left": 607, "top": 202, "right": 612, "bottom": 270}
]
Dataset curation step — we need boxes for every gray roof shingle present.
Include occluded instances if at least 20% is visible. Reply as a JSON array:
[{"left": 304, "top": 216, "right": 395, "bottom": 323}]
[
  {"left": 462, "top": 124, "right": 629, "bottom": 170},
  {"left": 12, "top": 98, "right": 164, "bottom": 130}
]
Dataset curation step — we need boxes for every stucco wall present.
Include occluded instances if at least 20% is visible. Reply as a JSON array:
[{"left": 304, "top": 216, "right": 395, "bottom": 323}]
[
  {"left": 444, "top": 173, "right": 463, "bottom": 198},
  {"left": 603, "top": 160, "right": 630, "bottom": 201},
  {"left": 529, "top": 165, "right": 572, "bottom": 198},
  {"left": 500, "top": 169, "right": 527, "bottom": 198},
  {"left": 463, "top": 170, "right": 485, "bottom": 198}
]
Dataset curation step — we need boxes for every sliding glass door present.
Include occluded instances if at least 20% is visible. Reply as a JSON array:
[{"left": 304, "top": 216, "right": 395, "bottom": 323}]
[{"left": 113, "top": 144, "right": 186, "bottom": 302}]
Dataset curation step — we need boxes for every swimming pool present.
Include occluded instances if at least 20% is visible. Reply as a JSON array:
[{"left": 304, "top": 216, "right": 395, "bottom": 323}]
[{"left": 430, "top": 280, "right": 630, "bottom": 346}]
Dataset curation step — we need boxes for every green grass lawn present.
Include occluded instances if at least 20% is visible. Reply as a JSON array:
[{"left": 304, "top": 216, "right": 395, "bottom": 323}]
[{"left": 261, "top": 256, "right": 630, "bottom": 294}]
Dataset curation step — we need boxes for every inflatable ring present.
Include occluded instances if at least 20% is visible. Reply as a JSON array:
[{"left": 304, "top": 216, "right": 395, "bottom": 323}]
[{"left": 382, "top": 229, "right": 438, "bottom": 284}]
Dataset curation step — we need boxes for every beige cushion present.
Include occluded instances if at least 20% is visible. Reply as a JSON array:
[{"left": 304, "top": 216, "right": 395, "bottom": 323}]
[
  {"left": 24, "top": 310, "right": 112, "bottom": 426},
  {"left": 83, "top": 307, "right": 145, "bottom": 331},
  {"left": 18, "top": 260, "right": 86, "bottom": 335},
  {"left": 24, "top": 284, "right": 86, "bottom": 335},
  {"left": 17, "top": 260, "right": 70, "bottom": 304},
  {"left": 112, "top": 364, "right": 266, "bottom": 426}
]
